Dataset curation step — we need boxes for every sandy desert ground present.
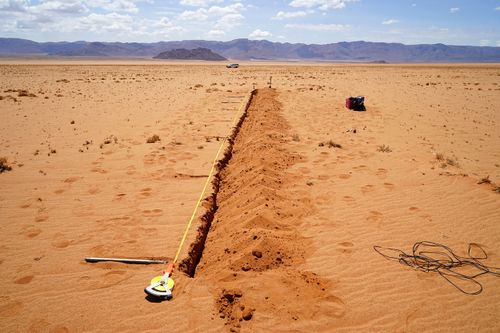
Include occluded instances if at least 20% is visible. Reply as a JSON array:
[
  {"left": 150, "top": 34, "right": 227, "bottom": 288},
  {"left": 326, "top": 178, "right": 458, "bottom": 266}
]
[{"left": 1, "top": 61, "right": 500, "bottom": 332}]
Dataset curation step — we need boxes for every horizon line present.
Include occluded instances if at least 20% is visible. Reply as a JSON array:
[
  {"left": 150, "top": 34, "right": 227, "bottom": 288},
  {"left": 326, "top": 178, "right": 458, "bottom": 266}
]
[{"left": 2, "top": 37, "right": 500, "bottom": 49}]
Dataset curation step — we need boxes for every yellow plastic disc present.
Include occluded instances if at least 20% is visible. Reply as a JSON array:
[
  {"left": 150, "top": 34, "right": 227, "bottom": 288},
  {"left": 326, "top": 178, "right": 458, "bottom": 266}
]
[{"left": 150, "top": 275, "right": 175, "bottom": 292}]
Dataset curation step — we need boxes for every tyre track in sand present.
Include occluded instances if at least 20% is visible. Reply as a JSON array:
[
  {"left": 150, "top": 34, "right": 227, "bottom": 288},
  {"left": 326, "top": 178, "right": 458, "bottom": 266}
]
[{"left": 192, "top": 88, "right": 346, "bottom": 332}]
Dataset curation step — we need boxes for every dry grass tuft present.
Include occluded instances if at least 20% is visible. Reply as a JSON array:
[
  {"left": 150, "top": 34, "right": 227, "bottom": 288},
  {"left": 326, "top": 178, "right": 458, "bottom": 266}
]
[
  {"left": 319, "top": 140, "right": 342, "bottom": 149},
  {"left": 377, "top": 144, "right": 392, "bottom": 153},
  {"left": 435, "top": 152, "right": 459, "bottom": 168},
  {"left": 477, "top": 176, "right": 491, "bottom": 185},
  {"left": 17, "top": 90, "right": 36, "bottom": 97}
]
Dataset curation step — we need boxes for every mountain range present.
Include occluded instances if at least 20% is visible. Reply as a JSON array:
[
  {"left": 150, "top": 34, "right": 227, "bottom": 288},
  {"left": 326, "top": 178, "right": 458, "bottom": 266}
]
[{"left": 1, "top": 38, "right": 500, "bottom": 63}]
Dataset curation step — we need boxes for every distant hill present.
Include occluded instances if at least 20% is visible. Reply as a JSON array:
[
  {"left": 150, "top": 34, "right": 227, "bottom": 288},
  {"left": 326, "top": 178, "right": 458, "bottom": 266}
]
[
  {"left": 1, "top": 37, "right": 500, "bottom": 63},
  {"left": 153, "top": 47, "right": 226, "bottom": 61}
]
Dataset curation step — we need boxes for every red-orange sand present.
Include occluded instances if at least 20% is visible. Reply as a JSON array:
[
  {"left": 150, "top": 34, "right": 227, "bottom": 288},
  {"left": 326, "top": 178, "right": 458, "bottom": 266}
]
[{"left": 1, "top": 62, "right": 499, "bottom": 332}]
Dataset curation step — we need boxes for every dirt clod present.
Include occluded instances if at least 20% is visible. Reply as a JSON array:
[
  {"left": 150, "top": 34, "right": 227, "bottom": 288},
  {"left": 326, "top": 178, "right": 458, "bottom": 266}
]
[
  {"left": 242, "top": 308, "right": 254, "bottom": 321},
  {"left": 252, "top": 250, "right": 263, "bottom": 258},
  {"left": 0, "top": 157, "right": 12, "bottom": 173},
  {"left": 146, "top": 134, "right": 160, "bottom": 143}
]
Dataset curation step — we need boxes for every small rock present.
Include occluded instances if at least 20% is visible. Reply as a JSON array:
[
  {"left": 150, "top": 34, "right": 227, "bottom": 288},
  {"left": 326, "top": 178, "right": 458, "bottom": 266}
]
[
  {"left": 252, "top": 250, "right": 262, "bottom": 258},
  {"left": 242, "top": 308, "right": 254, "bottom": 321},
  {"left": 223, "top": 293, "right": 234, "bottom": 303},
  {"left": 147, "top": 134, "right": 160, "bottom": 143}
]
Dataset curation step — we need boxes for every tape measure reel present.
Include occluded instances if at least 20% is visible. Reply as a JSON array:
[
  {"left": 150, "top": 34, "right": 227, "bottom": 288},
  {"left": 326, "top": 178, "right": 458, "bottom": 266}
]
[
  {"left": 150, "top": 275, "right": 175, "bottom": 291},
  {"left": 144, "top": 274, "right": 175, "bottom": 300},
  {"left": 145, "top": 263, "right": 175, "bottom": 300}
]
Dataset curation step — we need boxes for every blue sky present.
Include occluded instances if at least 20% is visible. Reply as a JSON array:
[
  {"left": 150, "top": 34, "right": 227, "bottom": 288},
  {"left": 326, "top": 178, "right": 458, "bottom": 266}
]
[{"left": 0, "top": 0, "right": 499, "bottom": 46}]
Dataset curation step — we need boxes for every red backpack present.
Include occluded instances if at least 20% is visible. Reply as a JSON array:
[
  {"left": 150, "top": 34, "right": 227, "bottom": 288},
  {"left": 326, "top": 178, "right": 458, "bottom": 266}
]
[{"left": 345, "top": 97, "right": 353, "bottom": 109}]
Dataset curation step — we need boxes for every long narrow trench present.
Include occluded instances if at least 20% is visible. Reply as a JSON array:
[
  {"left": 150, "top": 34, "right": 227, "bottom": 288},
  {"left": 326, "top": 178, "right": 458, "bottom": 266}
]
[
  {"left": 183, "top": 88, "right": 345, "bottom": 331},
  {"left": 177, "top": 90, "right": 256, "bottom": 277}
]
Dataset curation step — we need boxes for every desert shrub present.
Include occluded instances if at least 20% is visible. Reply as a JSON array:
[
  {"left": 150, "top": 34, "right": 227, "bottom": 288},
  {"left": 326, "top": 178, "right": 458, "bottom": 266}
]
[{"left": 435, "top": 153, "right": 444, "bottom": 161}]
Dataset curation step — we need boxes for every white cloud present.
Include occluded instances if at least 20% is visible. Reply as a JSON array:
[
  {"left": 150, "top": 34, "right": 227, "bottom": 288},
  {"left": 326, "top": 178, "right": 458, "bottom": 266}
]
[
  {"left": 495, "top": 6, "right": 500, "bottom": 11},
  {"left": 273, "top": 10, "right": 308, "bottom": 20},
  {"left": 70, "top": 14, "right": 184, "bottom": 38},
  {"left": 178, "top": 9, "right": 208, "bottom": 21},
  {"left": 207, "top": 3, "right": 244, "bottom": 16},
  {"left": 450, "top": 7, "right": 459, "bottom": 13},
  {"left": 207, "top": 29, "right": 225, "bottom": 37},
  {"left": 214, "top": 13, "right": 244, "bottom": 30},
  {"left": 382, "top": 19, "right": 399, "bottom": 25},
  {"left": 147, "top": 17, "right": 185, "bottom": 37},
  {"left": 289, "top": 0, "right": 357, "bottom": 11},
  {"left": 479, "top": 39, "right": 490, "bottom": 46},
  {"left": 176, "top": 3, "right": 245, "bottom": 35},
  {"left": 0, "top": 0, "right": 88, "bottom": 15},
  {"left": 285, "top": 23, "right": 350, "bottom": 31},
  {"left": 180, "top": 0, "right": 223, "bottom": 7},
  {"left": 0, "top": 0, "right": 28, "bottom": 12},
  {"left": 75, "top": 12, "right": 134, "bottom": 33},
  {"left": 249, "top": 29, "right": 272, "bottom": 39},
  {"left": 35, "top": 1, "right": 88, "bottom": 14},
  {"left": 0, "top": 0, "right": 142, "bottom": 16},
  {"left": 178, "top": 3, "right": 245, "bottom": 25}
]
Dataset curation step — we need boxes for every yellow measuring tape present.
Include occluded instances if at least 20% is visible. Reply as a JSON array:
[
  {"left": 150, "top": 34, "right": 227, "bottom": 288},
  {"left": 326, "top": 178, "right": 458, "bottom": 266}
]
[
  {"left": 172, "top": 91, "right": 251, "bottom": 265},
  {"left": 145, "top": 91, "right": 252, "bottom": 300}
]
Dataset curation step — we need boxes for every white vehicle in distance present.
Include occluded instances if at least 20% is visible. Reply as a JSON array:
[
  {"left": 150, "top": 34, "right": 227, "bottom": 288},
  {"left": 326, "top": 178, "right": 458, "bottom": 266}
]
[{"left": 226, "top": 63, "right": 239, "bottom": 68}]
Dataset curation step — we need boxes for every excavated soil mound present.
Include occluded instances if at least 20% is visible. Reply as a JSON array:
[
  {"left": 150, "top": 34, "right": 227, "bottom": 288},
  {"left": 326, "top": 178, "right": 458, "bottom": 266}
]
[{"left": 195, "top": 88, "right": 345, "bottom": 332}]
